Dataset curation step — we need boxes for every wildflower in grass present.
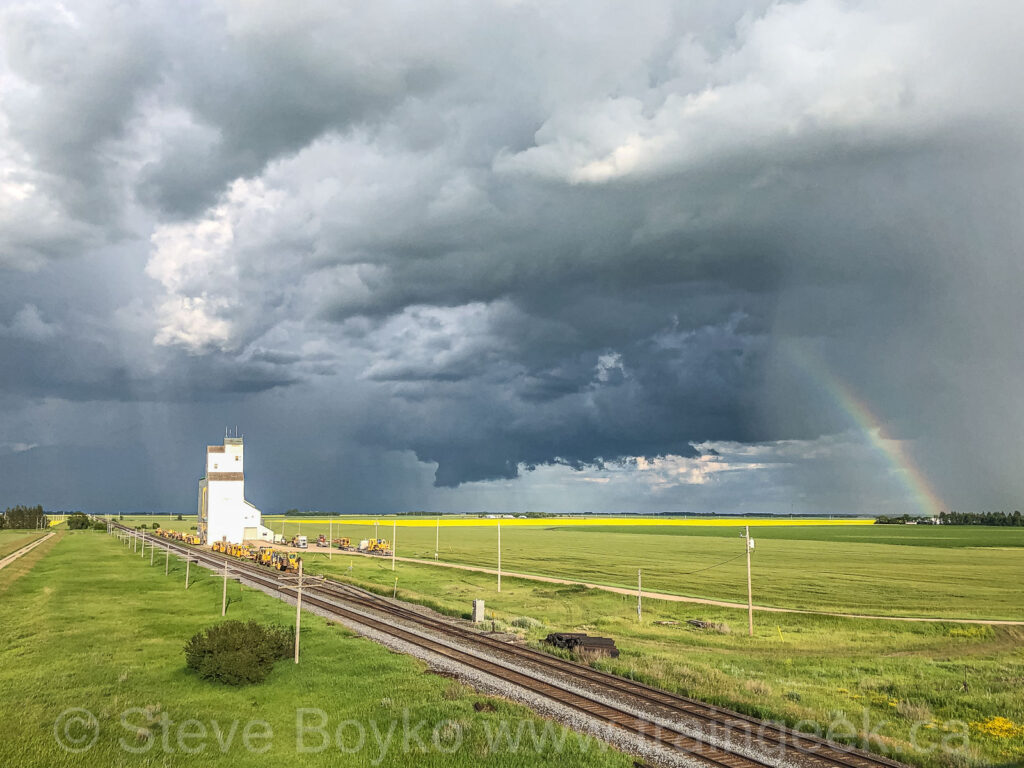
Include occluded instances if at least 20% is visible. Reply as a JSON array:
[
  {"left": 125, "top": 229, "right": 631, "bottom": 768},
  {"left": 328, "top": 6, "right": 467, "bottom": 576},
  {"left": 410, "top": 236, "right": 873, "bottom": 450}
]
[{"left": 970, "top": 716, "right": 1024, "bottom": 739}]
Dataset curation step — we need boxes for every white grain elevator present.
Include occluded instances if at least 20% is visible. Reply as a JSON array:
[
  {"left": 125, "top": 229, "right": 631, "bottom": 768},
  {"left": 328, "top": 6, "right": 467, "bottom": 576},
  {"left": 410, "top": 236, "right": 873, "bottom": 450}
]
[{"left": 197, "top": 434, "right": 273, "bottom": 544}]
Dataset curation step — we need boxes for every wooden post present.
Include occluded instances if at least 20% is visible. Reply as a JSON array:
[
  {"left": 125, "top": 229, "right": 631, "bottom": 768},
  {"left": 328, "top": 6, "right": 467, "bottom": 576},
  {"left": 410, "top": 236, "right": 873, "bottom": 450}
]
[
  {"left": 150, "top": 540, "right": 154, "bottom": 566},
  {"left": 165, "top": 546, "right": 169, "bottom": 576},
  {"left": 222, "top": 560, "right": 228, "bottom": 616},
  {"left": 393, "top": 576, "right": 398, "bottom": 598},
  {"left": 435, "top": 518, "right": 439, "bottom": 561},
  {"left": 637, "top": 568, "right": 642, "bottom": 623},
  {"left": 497, "top": 521, "right": 501, "bottom": 593},
  {"left": 185, "top": 558, "right": 190, "bottom": 590},
  {"left": 391, "top": 521, "right": 396, "bottom": 571},
  {"left": 329, "top": 515, "right": 332, "bottom": 561},
  {"left": 746, "top": 525, "right": 754, "bottom": 637},
  {"left": 294, "top": 558, "right": 303, "bottom": 664}
]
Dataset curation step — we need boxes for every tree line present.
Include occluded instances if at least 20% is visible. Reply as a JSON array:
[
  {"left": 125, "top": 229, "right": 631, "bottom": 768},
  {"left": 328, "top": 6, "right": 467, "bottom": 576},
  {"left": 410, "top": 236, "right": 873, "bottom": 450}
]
[
  {"left": 0, "top": 504, "right": 48, "bottom": 529},
  {"left": 938, "top": 510, "right": 1023, "bottom": 526},
  {"left": 876, "top": 511, "right": 1023, "bottom": 526}
]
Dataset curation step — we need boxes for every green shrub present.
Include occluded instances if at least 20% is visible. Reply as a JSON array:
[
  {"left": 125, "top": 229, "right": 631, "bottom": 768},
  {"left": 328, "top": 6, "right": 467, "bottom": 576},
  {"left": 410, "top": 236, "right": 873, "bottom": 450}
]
[
  {"left": 91, "top": 521, "right": 107, "bottom": 531},
  {"left": 184, "top": 621, "right": 293, "bottom": 685},
  {"left": 67, "top": 513, "right": 92, "bottom": 530}
]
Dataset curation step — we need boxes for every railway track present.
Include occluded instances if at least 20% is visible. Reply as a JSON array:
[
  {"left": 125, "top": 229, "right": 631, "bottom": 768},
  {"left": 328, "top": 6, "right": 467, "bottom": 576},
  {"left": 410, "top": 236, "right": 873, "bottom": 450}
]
[
  {"left": 110, "top": 524, "right": 907, "bottom": 768},
  {"left": 309, "top": 579, "right": 905, "bottom": 768}
]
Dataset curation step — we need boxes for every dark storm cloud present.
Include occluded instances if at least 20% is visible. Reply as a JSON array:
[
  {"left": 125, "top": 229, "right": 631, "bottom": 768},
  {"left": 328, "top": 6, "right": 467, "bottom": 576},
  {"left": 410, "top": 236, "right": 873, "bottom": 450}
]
[{"left": 1, "top": 0, "right": 1022, "bottom": 512}]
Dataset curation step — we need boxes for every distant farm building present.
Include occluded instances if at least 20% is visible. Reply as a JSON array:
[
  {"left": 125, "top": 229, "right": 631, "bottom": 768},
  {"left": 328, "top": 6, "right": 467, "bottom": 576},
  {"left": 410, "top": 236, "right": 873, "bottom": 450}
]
[{"left": 197, "top": 436, "right": 274, "bottom": 545}]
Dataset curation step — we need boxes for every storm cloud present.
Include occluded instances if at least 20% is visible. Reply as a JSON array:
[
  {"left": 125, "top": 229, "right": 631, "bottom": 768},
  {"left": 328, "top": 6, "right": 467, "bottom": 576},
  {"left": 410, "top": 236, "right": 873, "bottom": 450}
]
[{"left": 1, "top": 0, "right": 1022, "bottom": 514}]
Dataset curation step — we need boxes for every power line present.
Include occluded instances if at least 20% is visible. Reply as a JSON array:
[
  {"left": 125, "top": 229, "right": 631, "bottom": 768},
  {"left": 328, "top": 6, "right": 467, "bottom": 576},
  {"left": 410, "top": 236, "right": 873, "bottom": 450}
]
[{"left": 674, "top": 551, "right": 747, "bottom": 575}]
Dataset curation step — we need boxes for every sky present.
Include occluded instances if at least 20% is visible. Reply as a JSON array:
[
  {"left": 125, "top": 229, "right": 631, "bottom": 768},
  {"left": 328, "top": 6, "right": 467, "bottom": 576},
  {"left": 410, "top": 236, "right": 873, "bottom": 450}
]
[{"left": 1, "top": 0, "right": 1021, "bottom": 516}]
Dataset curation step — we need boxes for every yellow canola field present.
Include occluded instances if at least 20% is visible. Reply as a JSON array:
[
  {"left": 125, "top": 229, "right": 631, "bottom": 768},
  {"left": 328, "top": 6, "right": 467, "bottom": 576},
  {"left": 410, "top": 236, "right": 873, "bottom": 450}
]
[{"left": 261, "top": 516, "right": 875, "bottom": 528}]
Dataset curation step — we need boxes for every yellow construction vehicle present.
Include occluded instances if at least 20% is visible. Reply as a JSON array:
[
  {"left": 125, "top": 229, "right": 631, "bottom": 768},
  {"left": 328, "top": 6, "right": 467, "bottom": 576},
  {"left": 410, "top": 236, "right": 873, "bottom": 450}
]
[
  {"left": 257, "top": 547, "right": 274, "bottom": 566},
  {"left": 367, "top": 538, "right": 391, "bottom": 555},
  {"left": 271, "top": 551, "right": 300, "bottom": 572},
  {"left": 333, "top": 537, "right": 351, "bottom": 550}
]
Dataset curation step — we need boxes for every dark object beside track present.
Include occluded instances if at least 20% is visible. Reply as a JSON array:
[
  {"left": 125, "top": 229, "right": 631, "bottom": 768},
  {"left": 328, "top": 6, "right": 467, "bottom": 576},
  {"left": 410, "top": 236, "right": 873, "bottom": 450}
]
[{"left": 545, "top": 631, "right": 620, "bottom": 657}]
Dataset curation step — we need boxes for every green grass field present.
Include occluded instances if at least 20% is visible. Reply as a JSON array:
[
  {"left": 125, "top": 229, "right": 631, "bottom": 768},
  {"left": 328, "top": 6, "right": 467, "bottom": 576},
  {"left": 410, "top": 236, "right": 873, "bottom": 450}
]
[
  {"left": 305, "top": 553, "right": 1024, "bottom": 768},
  {"left": 0, "top": 529, "right": 45, "bottom": 559},
  {"left": 13, "top": 522, "right": 1024, "bottom": 768},
  {"left": 119, "top": 517, "right": 1024, "bottom": 621},
  {"left": 0, "top": 531, "right": 632, "bottom": 768}
]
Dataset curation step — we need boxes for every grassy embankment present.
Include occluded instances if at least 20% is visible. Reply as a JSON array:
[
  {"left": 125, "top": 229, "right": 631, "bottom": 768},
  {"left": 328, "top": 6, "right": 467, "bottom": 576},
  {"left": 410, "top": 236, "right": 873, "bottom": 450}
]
[{"left": 0, "top": 531, "right": 633, "bottom": 768}]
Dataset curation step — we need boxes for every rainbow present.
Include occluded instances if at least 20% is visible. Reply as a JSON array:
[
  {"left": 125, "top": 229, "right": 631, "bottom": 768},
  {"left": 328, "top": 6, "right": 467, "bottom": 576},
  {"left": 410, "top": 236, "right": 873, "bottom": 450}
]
[{"left": 786, "top": 343, "right": 945, "bottom": 517}]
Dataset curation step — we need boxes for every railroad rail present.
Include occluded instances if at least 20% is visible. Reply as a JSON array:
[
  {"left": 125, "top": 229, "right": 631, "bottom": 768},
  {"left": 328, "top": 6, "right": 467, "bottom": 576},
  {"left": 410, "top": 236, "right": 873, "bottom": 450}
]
[{"left": 109, "top": 523, "right": 908, "bottom": 768}]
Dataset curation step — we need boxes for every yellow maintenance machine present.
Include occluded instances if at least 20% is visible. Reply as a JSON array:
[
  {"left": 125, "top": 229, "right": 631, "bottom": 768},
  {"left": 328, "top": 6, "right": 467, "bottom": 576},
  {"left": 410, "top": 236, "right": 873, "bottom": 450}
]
[
  {"left": 271, "top": 551, "right": 300, "bottom": 572},
  {"left": 333, "top": 537, "right": 351, "bottom": 550},
  {"left": 367, "top": 538, "right": 391, "bottom": 555}
]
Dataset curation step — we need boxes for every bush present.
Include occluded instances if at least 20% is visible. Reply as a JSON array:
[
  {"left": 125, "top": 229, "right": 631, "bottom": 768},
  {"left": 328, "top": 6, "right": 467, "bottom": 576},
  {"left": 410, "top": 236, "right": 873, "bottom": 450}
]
[
  {"left": 176, "top": 514, "right": 183, "bottom": 521},
  {"left": 67, "top": 513, "right": 92, "bottom": 530},
  {"left": 184, "top": 621, "right": 293, "bottom": 685},
  {"left": 91, "top": 521, "right": 107, "bottom": 531}
]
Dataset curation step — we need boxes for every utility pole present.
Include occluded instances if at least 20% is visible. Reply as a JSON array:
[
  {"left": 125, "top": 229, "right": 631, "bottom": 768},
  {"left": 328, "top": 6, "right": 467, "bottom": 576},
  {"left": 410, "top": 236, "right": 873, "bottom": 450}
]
[
  {"left": 745, "top": 525, "right": 754, "bottom": 637},
  {"left": 150, "top": 540, "right": 154, "bottom": 566},
  {"left": 435, "top": 518, "right": 439, "bottom": 561},
  {"left": 222, "top": 560, "right": 228, "bottom": 616},
  {"left": 329, "top": 514, "right": 332, "bottom": 561},
  {"left": 637, "top": 569, "right": 642, "bottom": 623},
  {"left": 391, "top": 521, "right": 396, "bottom": 571},
  {"left": 497, "top": 521, "right": 501, "bottom": 593},
  {"left": 294, "top": 558, "right": 303, "bottom": 664}
]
